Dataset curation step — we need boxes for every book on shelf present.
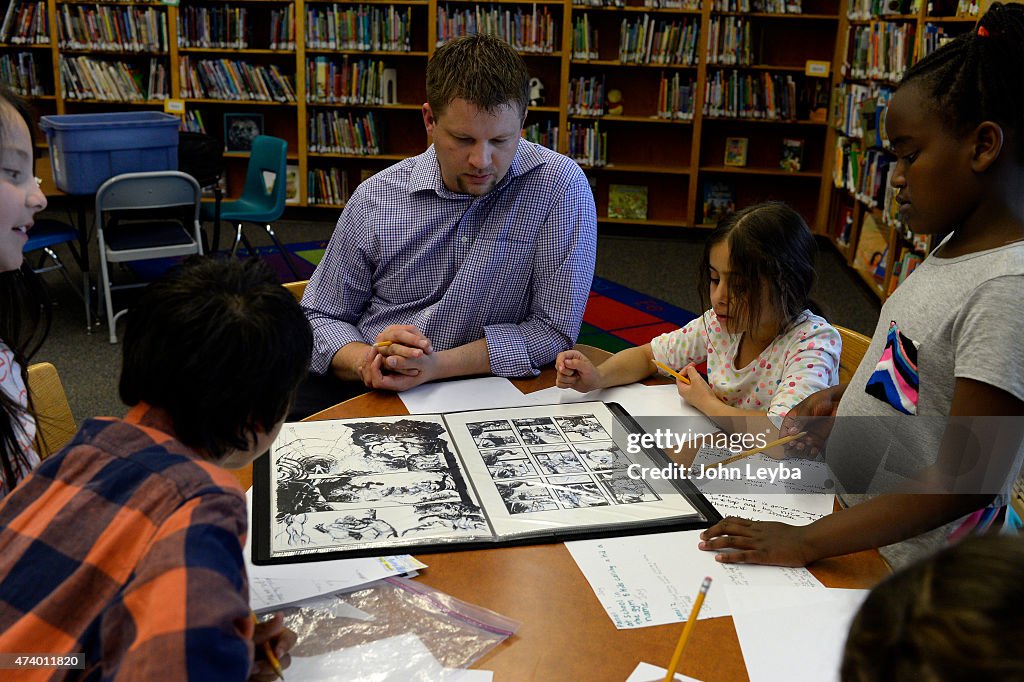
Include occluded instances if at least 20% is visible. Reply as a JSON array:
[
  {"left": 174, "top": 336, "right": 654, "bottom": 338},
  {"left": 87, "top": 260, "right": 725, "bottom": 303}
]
[
  {"left": 285, "top": 164, "right": 299, "bottom": 205},
  {"left": 305, "top": 4, "right": 410, "bottom": 52},
  {"left": 251, "top": 401, "right": 720, "bottom": 564},
  {"left": 834, "top": 205, "right": 854, "bottom": 246},
  {"left": 853, "top": 211, "right": 888, "bottom": 288},
  {"left": 1, "top": 1, "right": 48, "bottom": 45},
  {"left": 724, "top": 137, "right": 748, "bottom": 167},
  {"left": 437, "top": 4, "right": 557, "bottom": 54},
  {"left": 702, "top": 181, "right": 735, "bottom": 226},
  {"left": 780, "top": 138, "right": 804, "bottom": 172},
  {"left": 607, "top": 184, "right": 648, "bottom": 220}
]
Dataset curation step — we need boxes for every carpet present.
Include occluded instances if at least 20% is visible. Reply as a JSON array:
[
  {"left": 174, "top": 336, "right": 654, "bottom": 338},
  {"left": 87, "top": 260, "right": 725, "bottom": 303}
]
[{"left": 130, "top": 240, "right": 697, "bottom": 353}]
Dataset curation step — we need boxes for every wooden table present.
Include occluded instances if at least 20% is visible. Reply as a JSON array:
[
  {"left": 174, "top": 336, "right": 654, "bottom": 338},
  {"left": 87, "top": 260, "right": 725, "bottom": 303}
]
[{"left": 241, "top": 362, "right": 890, "bottom": 681}]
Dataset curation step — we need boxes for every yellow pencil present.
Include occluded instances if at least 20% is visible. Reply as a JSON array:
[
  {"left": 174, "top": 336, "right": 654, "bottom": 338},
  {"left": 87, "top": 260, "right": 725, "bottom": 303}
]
[
  {"left": 372, "top": 340, "right": 393, "bottom": 349},
  {"left": 653, "top": 360, "right": 691, "bottom": 385},
  {"left": 252, "top": 612, "right": 284, "bottom": 681},
  {"left": 663, "top": 576, "right": 712, "bottom": 682},
  {"left": 716, "top": 431, "right": 808, "bottom": 466}
]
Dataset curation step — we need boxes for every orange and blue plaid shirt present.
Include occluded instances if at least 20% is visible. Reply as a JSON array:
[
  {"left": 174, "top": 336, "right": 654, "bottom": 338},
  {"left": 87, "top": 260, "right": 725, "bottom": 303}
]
[{"left": 0, "top": 404, "right": 254, "bottom": 680}]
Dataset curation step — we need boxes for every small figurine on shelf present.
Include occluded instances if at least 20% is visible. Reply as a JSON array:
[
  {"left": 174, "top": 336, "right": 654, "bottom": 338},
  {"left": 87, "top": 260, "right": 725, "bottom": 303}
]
[
  {"left": 606, "top": 89, "right": 624, "bottom": 116},
  {"left": 529, "top": 77, "right": 545, "bottom": 106}
]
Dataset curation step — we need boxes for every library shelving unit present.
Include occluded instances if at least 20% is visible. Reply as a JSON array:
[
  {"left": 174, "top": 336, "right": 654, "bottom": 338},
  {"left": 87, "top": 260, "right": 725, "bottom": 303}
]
[
  {"left": 827, "top": 0, "right": 977, "bottom": 301},
  {"left": 7, "top": 0, "right": 850, "bottom": 224}
]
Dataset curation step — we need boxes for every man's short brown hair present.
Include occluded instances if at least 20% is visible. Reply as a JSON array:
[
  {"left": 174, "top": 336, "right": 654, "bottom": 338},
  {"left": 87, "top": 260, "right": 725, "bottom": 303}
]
[{"left": 426, "top": 34, "right": 530, "bottom": 118}]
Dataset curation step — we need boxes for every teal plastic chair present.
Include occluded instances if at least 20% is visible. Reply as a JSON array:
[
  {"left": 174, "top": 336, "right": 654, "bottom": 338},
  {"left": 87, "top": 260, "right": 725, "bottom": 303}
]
[{"left": 200, "top": 135, "right": 298, "bottom": 277}]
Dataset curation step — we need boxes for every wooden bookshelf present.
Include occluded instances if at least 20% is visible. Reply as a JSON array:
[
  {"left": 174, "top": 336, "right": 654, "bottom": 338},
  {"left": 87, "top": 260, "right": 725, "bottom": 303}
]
[
  {"left": 827, "top": 0, "right": 975, "bottom": 301},
  {"left": 4, "top": 0, "right": 847, "bottom": 224}
]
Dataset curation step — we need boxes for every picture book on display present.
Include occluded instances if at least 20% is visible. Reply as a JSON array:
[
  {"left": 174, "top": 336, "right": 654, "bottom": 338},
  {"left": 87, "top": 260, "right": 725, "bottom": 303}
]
[
  {"left": 607, "top": 184, "right": 648, "bottom": 220},
  {"left": 702, "top": 181, "right": 735, "bottom": 226},
  {"left": 252, "top": 402, "right": 720, "bottom": 564}
]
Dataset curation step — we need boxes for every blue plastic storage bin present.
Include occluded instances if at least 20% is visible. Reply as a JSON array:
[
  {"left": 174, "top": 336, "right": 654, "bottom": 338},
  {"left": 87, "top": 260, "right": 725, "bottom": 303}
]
[{"left": 40, "top": 112, "right": 180, "bottom": 194}]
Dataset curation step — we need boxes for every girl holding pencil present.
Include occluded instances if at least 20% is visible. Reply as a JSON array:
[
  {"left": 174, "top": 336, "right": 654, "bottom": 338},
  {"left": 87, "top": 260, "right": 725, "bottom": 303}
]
[{"left": 556, "top": 201, "right": 841, "bottom": 435}]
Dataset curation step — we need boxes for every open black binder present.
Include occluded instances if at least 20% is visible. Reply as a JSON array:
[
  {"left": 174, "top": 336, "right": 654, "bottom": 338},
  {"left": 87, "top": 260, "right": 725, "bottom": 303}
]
[{"left": 252, "top": 401, "right": 721, "bottom": 564}]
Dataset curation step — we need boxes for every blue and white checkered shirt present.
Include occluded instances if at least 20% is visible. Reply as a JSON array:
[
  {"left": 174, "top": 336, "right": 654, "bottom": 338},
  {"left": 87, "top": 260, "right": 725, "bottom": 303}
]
[{"left": 304, "top": 139, "right": 597, "bottom": 378}]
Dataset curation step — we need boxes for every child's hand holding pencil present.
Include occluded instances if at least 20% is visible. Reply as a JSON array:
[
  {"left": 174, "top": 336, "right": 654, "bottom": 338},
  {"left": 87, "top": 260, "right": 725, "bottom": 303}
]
[{"left": 251, "top": 612, "right": 296, "bottom": 681}]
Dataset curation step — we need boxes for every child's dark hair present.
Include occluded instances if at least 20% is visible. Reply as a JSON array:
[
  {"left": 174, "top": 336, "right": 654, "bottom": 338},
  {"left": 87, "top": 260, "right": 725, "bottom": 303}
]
[
  {"left": 697, "top": 201, "right": 820, "bottom": 336},
  {"left": 119, "top": 257, "right": 312, "bottom": 460},
  {"left": 842, "top": 535, "right": 1024, "bottom": 682},
  {"left": 427, "top": 34, "right": 530, "bottom": 119},
  {"left": 899, "top": 2, "right": 1024, "bottom": 156},
  {"left": 0, "top": 85, "right": 51, "bottom": 491}
]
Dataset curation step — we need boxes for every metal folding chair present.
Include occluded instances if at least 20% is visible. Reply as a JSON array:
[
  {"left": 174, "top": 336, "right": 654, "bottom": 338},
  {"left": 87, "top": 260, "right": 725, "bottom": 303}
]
[{"left": 95, "top": 171, "right": 204, "bottom": 343}]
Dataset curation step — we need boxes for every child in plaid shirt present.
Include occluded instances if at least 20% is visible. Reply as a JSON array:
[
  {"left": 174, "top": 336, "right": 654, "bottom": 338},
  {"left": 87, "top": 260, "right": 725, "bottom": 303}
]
[{"left": 0, "top": 257, "right": 312, "bottom": 680}]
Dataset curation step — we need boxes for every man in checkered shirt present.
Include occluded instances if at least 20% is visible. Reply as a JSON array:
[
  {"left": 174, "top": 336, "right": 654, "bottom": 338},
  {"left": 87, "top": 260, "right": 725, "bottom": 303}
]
[{"left": 297, "top": 34, "right": 597, "bottom": 416}]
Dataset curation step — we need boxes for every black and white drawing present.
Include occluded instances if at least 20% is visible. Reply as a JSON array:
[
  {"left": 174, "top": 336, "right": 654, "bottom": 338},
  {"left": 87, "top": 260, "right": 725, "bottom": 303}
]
[
  {"left": 260, "top": 404, "right": 709, "bottom": 562},
  {"left": 513, "top": 417, "right": 564, "bottom": 444},
  {"left": 549, "top": 475, "right": 610, "bottom": 508},
  {"left": 496, "top": 480, "right": 561, "bottom": 514},
  {"left": 532, "top": 449, "right": 586, "bottom": 475},
  {"left": 555, "top": 415, "right": 610, "bottom": 441},
  {"left": 574, "top": 442, "right": 632, "bottom": 470},
  {"left": 467, "top": 420, "right": 520, "bottom": 448},
  {"left": 598, "top": 470, "right": 661, "bottom": 504},
  {"left": 487, "top": 459, "right": 538, "bottom": 479}
]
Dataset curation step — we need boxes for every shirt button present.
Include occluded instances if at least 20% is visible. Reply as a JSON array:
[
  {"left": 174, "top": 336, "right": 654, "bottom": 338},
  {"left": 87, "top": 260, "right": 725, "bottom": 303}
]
[{"left": 461, "top": 236, "right": 468, "bottom": 243}]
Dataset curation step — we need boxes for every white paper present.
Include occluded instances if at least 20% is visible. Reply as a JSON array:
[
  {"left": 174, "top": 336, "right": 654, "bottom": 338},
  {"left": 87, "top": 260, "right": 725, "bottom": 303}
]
[
  {"left": 566, "top": 530, "right": 823, "bottom": 629},
  {"left": 400, "top": 377, "right": 530, "bottom": 414},
  {"left": 727, "top": 586, "right": 869, "bottom": 682},
  {"left": 627, "top": 662, "right": 702, "bottom": 682},
  {"left": 703, "top": 493, "right": 833, "bottom": 525},
  {"left": 244, "top": 489, "right": 427, "bottom": 610},
  {"left": 524, "top": 384, "right": 718, "bottom": 431},
  {"left": 692, "top": 448, "right": 836, "bottom": 496},
  {"left": 286, "top": 633, "right": 449, "bottom": 681}
]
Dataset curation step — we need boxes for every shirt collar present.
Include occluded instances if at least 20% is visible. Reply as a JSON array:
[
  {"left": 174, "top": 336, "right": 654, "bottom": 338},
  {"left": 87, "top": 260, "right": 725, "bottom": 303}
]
[{"left": 409, "top": 139, "right": 547, "bottom": 198}]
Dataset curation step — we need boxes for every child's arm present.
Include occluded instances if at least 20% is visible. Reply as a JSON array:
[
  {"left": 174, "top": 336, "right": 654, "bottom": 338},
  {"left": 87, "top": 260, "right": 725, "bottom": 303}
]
[
  {"left": 699, "top": 377, "right": 1024, "bottom": 566},
  {"left": 674, "top": 365, "right": 780, "bottom": 445},
  {"left": 556, "top": 344, "right": 656, "bottom": 392}
]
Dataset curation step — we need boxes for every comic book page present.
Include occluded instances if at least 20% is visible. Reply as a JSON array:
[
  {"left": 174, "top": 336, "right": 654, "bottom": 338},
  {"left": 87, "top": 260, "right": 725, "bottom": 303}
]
[
  {"left": 267, "top": 415, "right": 492, "bottom": 560},
  {"left": 442, "top": 402, "right": 704, "bottom": 539}
]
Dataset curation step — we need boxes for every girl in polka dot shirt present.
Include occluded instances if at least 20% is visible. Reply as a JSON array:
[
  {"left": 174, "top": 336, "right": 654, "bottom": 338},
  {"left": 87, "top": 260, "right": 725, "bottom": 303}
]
[{"left": 557, "top": 201, "right": 841, "bottom": 434}]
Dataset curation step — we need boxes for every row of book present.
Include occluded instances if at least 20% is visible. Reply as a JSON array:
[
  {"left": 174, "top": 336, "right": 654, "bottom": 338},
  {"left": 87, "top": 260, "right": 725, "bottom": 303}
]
[
  {"left": 567, "top": 121, "right": 608, "bottom": 167},
  {"left": 644, "top": 0, "right": 701, "bottom": 7},
  {"left": 847, "top": 0, "right": 920, "bottom": 19},
  {"left": 437, "top": 6, "right": 557, "bottom": 54},
  {"left": 309, "top": 110, "right": 381, "bottom": 155},
  {"left": 847, "top": 22, "right": 915, "bottom": 82},
  {"left": 567, "top": 74, "right": 607, "bottom": 115},
  {"left": 523, "top": 121, "right": 558, "bottom": 150},
  {"left": 702, "top": 70, "right": 801, "bottom": 120},
  {"left": 179, "top": 57, "right": 296, "bottom": 102},
  {"left": 920, "top": 22, "right": 959, "bottom": 59},
  {"left": 830, "top": 81, "right": 892, "bottom": 138},
  {"left": 57, "top": 4, "right": 169, "bottom": 53},
  {"left": 706, "top": 16, "right": 752, "bottom": 66},
  {"left": 180, "top": 109, "right": 207, "bottom": 134},
  {"left": 0, "top": 1, "right": 48, "bottom": 44},
  {"left": 572, "top": 14, "right": 599, "bottom": 60},
  {"left": 0, "top": 51, "right": 48, "bottom": 97},
  {"left": 307, "top": 57, "right": 394, "bottom": 105},
  {"left": 308, "top": 167, "right": 351, "bottom": 206},
  {"left": 833, "top": 139, "right": 892, "bottom": 209},
  {"left": 179, "top": 6, "right": 294, "bottom": 50},
  {"left": 306, "top": 5, "right": 412, "bottom": 52},
  {"left": 711, "top": 0, "right": 804, "bottom": 12},
  {"left": 658, "top": 72, "right": 695, "bottom": 119},
  {"left": 60, "top": 55, "right": 167, "bottom": 101},
  {"left": 618, "top": 16, "right": 699, "bottom": 65},
  {"left": 178, "top": 5, "right": 248, "bottom": 49}
]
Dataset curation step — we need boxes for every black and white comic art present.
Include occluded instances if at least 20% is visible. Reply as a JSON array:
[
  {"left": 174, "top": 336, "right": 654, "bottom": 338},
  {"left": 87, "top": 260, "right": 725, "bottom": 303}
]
[
  {"left": 262, "top": 402, "right": 706, "bottom": 561},
  {"left": 270, "top": 416, "right": 490, "bottom": 556}
]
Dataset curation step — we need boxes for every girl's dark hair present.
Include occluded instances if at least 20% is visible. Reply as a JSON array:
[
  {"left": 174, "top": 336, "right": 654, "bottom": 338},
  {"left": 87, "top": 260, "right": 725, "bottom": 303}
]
[
  {"left": 119, "top": 257, "right": 313, "bottom": 460},
  {"left": 0, "top": 85, "right": 51, "bottom": 492},
  {"left": 899, "top": 2, "right": 1024, "bottom": 156},
  {"left": 842, "top": 535, "right": 1024, "bottom": 682},
  {"left": 697, "top": 201, "right": 821, "bottom": 337}
]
